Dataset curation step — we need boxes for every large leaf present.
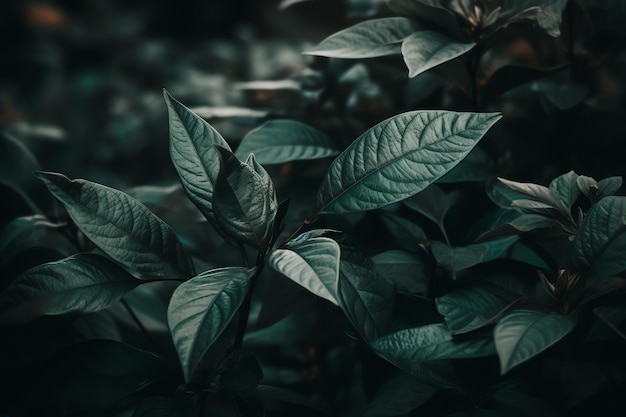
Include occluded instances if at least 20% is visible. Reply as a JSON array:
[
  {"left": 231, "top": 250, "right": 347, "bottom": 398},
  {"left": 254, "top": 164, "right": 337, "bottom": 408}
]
[
  {"left": 315, "top": 111, "right": 501, "bottom": 214},
  {"left": 573, "top": 196, "right": 626, "bottom": 277},
  {"left": 371, "top": 324, "right": 496, "bottom": 363},
  {"left": 363, "top": 371, "right": 438, "bottom": 417},
  {"left": 431, "top": 236, "right": 519, "bottom": 272},
  {"left": 0, "top": 253, "right": 140, "bottom": 325},
  {"left": 304, "top": 17, "right": 418, "bottom": 58},
  {"left": 213, "top": 148, "right": 277, "bottom": 249},
  {"left": 338, "top": 248, "right": 396, "bottom": 341},
  {"left": 494, "top": 309, "right": 575, "bottom": 374},
  {"left": 34, "top": 172, "right": 194, "bottom": 279},
  {"left": 234, "top": 120, "right": 340, "bottom": 164},
  {"left": 267, "top": 236, "right": 340, "bottom": 305},
  {"left": 167, "top": 267, "right": 255, "bottom": 381},
  {"left": 163, "top": 90, "right": 231, "bottom": 223},
  {"left": 401, "top": 31, "right": 475, "bottom": 78}
]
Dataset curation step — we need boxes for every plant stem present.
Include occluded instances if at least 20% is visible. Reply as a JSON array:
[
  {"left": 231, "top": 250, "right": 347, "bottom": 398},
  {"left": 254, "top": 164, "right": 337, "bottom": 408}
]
[{"left": 120, "top": 298, "right": 165, "bottom": 357}]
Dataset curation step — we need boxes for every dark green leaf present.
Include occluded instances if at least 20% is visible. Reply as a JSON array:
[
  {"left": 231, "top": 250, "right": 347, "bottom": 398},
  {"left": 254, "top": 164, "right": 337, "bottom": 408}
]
[
  {"left": 497, "top": 177, "right": 570, "bottom": 214},
  {"left": 405, "top": 185, "right": 458, "bottom": 232},
  {"left": 494, "top": 309, "right": 576, "bottom": 374},
  {"left": 304, "top": 17, "right": 419, "bottom": 58},
  {"left": 577, "top": 175, "right": 599, "bottom": 201},
  {"left": 234, "top": 120, "right": 340, "bottom": 164},
  {"left": 379, "top": 212, "right": 429, "bottom": 250},
  {"left": 431, "top": 236, "right": 519, "bottom": 272},
  {"left": 0, "top": 253, "right": 140, "bottom": 325},
  {"left": 163, "top": 90, "right": 231, "bottom": 223},
  {"left": 598, "top": 176, "right": 622, "bottom": 197},
  {"left": 481, "top": 64, "right": 567, "bottom": 104},
  {"left": 549, "top": 170, "right": 581, "bottom": 208},
  {"left": 268, "top": 236, "right": 340, "bottom": 305},
  {"left": 437, "top": 146, "right": 496, "bottom": 183},
  {"left": 469, "top": 209, "right": 561, "bottom": 242},
  {"left": 167, "top": 267, "right": 255, "bottom": 381},
  {"left": 219, "top": 351, "right": 264, "bottom": 392},
  {"left": 401, "top": 31, "right": 475, "bottom": 78},
  {"left": 573, "top": 196, "right": 626, "bottom": 277},
  {"left": 372, "top": 250, "right": 431, "bottom": 294},
  {"left": 594, "top": 305, "right": 626, "bottom": 339},
  {"left": 34, "top": 172, "right": 194, "bottom": 279},
  {"left": 363, "top": 371, "right": 438, "bottom": 417},
  {"left": 315, "top": 111, "right": 501, "bottom": 214},
  {"left": 213, "top": 148, "right": 277, "bottom": 249},
  {"left": 531, "top": 80, "right": 588, "bottom": 109},
  {"left": 133, "top": 395, "right": 200, "bottom": 417}
]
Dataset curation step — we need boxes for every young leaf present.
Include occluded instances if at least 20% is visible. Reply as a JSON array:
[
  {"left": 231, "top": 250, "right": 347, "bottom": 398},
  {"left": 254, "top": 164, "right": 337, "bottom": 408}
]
[
  {"left": 494, "top": 309, "right": 575, "bottom": 374},
  {"left": 371, "top": 324, "right": 496, "bottom": 363},
  {"left": 303, "top": 17, "right": 419, "bottom": 58},
  {"left": 167, "top": 267, "right": 255, "bottom": 382},
  {"left": 549, "top": 170, "right": 581, "bottom": 208},
  {"left": 573, "top": 196, "right": 626, "bottom": 277},
  {"left": 401, "top": 31, "right": 475, "bottom": 78},
  {"left": 363, "top": 371, "right": 439, "bottom": 417},
  {"left": 163, "top": 90, "right": 231, "bottom": 223},
  {"left": 598, "top": 176, "right": 622, "bottom": 197},
  {"left": 337, "top": 251, "right": 396, "bottom": 341},
  {"left": 213, "top": 148, "right": 277, "bottom": 249},
  {"left": 315, "top": 111, "right": 501, "bottom": 214},
  {"left": 234, "top": 120, "right": 340, "bottom": 164},
  {"left": 0, "top": 253, "right": 140, "bottom": 325},
  {"left": 498, "top": 177, "right": 570, "bottom": 214},
  {"left": 34, "top": 172, "right": 194, "bottom": 279}
]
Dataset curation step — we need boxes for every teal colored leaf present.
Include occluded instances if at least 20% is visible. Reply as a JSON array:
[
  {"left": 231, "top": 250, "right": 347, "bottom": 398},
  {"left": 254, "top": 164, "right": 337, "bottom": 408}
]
[
  {"left": 531, "top": 80, "right": 588, "bottom": 109},
  {"left": 501, "top": 0, "right": 568, "bottom": 37},
  {"left": 469, "top": 209, "right": 561, "bottom": 242},
  {"left": 379, "top": 212, "right": 429, "bottom": 250},
  {"left": 498, "top": 177, "right": 570, "bottom": 214},
  {"left": 549, "top": 170, "right": 581, "bottom": 208},
  {"left": 234, "top": 120, "right": 340, "bottom": 164},
  {"left": 363, "top": 371, "right": 438, "bottom": 417},
  {"left": 405, "top": 185, "right": 458, "bottom": 241},
  {"left": 401, "top": 31, "right": 475, "bottom": 78},
  {"left": 495, "top": 309, "right": 575, "bottom": 374},
  {"left": 163, "top": 90, "right": 231, "bottom": 223},
  {"left": 371, "top": 324, "right": 496, "bottom": 363},
  {"left": 315, "top": 111, "right": 501, "bottom": 214},
  {"left": 0, "top": 254, "right": 140, "bottom": 325},
  {"left": 34, "top": 172, "right": 194, "bottom": 279},
  {"left": 268, "top": 236, "right": 340, "bottom": 305},
  {"left": 437, "top": 146, "right": 496, "bottom": 183},
  {"left": 213, "top": 148, "right": 277, "bottom": 249},
  {"left": 598, "top": 176, "right": 622, "bottom": 197},
  {"left": 167, "top": 267, "right": 255, "bottom": 381},
  {"left": 338, "top": 248, "right": 396, "bottom": 341},
  {"left": 573, "top": 196, "right": 626, "bottom": 277},
  {"left": 372, "top": 250, "right": 431, "bottom": 294},
  {"left": 594, "top": 305, "right": 626, "bottom": 340},
  {"left": 303, "top": 17, "right": 419, "bottom": 58},
  {"left": 576, "top": 175, "right": 599, "bottom": 201},
  {"left": 431, "top": 236, "right": 519, "bottom": 272}
]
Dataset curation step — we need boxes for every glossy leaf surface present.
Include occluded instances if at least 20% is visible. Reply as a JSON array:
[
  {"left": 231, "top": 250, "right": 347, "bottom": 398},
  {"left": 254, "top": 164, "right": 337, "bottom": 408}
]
[{"left": 401, "top": 31, "right": 475, "bottom": 78}]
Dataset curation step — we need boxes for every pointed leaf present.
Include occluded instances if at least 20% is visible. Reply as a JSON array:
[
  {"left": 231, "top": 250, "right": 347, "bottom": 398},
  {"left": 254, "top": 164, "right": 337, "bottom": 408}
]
[
  {"left": 34, "top": 172, "right": 193, "bottom": 278},
  {"left": 598, "top": 176, "right": 622, "bottom": 197},
  {"left": 167, "top": 267, "right": 255, "bottom": 381},
  {"left": 315, "top": 111, "right": 501, "bottom": 214},
  {"left": 573, "top": 196, "right": 626, "bottom": 277},
  {"left": 495, "top": 309, "right": 575, "bottom": 374},
  {"left": 498, "top": 177, "right": 570, "bottom": 214},
  {"left": 267, "top": 236, "right": 340, "bottom": 305},
  {"left": 379, "top": 212, "right": 429, "bottom": 250},
  {"left": 372, "top": 250, "right": 431, "bottom": 294},
  {"left": 164, "top": 90, "right": 231, "bottom": 223},
  {"left": 213, "top": 148, "right": 277, "bottom": 249},
  {"left": 549, "top": 170, "right": 581, "bottom": 208},
  {"left": 234, "top": 120, "right": 340, "bottom": 164},
  {"left": 405, "top": 185, "right": 458, "bottom": 227},
  {"left": 304, "top": 17, "right": 419, "bottom": 58},
  {"left": 401, "top": 31, "right": 475, "bottom": 78},
  {"left": 0, "top": 253, "right": 140, "bottom": 325},
  {"left": 431, "top": 236, "right": 519, "bottom": 272}
]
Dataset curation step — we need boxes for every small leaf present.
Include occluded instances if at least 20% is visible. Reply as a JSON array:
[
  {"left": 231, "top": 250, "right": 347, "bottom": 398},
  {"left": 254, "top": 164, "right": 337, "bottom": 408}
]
[
  {"left": 598, "top": 176, "right": 622, "bottom": 197},
  {"left": 213, "top": 148, "right": 277, "bottom": 249},
  {"left": 34, "top": 172, "right": 194, "bottom": 279},
  {"left": 0, "top": 253, "right": 140, "bottom": 325},
  {"left": 549, "top": 170, "right": 581, "bottom": 208},
  {"left": 304, "top": 17, "right": 419, "bottom": 58},
  {"left": 371, "top": 324, "right": 496, "bottom": 363},
  {"left": 401, "top": 31, "right": 475, "bottom": 78},
  {"left": 268, "top": 236, "right": 340, "bottom": 305},
  {"left": 234, "top": 120, "right": 340, "bottom": 164},
  {"left": 363, "top": 371, "right": 438, "bottom": 417},
  {"left": 315, "top": 111, "right": 501, "bottom": 214},
  {"left": 163, "top": 90, "right": 231, "bottom": 223},
  {"left": 495, "top": 309, "right": 575, "bottom": 374},
  {"left": 167, "top": 267, "right": 255, "bottom": 381},
  {"left": 405, "top": 185, "right": 458, "bottom": 240},
  {"left": 431, "top": 236, "right": 519, "bottom": 272},
  {"left": 573, "top": 196, "right": 626, "bottom": 277}
]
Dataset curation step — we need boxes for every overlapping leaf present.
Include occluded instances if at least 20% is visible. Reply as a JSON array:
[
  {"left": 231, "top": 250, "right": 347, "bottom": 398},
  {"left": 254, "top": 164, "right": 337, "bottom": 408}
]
[
  {"left": 315, "top": 111, "right": 501, "bottom": 214},
  {"left": 35, "top": 172, "right": 194, "bottom": 278},
  {"left": 401, "top": 31, "right": 475, "bottom": 78}
]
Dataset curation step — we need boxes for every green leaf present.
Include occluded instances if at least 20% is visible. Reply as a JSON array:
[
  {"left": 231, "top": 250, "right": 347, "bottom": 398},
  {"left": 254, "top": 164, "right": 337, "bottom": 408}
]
[
  {"left": 34, "top": 172, "right": 194, "bottom": 279},
  {"left": 501, "top": 0, "right": 568, "bottom": 37},
  {"left": 379, "top": 212, "right": 429, "bottom": 250},
  {"left": 371, "top": 324, "right": 496, "bottom": 363},
  {"left": 163, "top": 90, "right": 231, "bottom": 223},
  {"left": 437, "top": 146, "right": 496, "bottom": 183},
  {"left": 213, "top": 148, "right": 277, "bottom": 249},
  {"left": 431, "top": 236, "right": 519, "bottom": 272},
  {"left": 0, "top": 253, "right": 140, "bottom": 325},
  {"left": 498, "top": 177, "right": 570, "bottom": 214},
  {"left": 531, "top": 80, "right": 588, "bottom": 109},
  {"left": 372, "top": 250, "right": 431, "bottom": 294},
  {"left": 573, "top": 196, "right": 626, "bottom": 277},
  {"left": 219, "top": 351, "right": 264, "bottom": 392},
  {"left": 303, "top": 17, "right": 419, "bottom": 58},
  {"left": 234, "top": 120, "right": 340, "bottom": 164},
  {"left": 315, "top": 111, "right": 501, "bottom": 214},
  {"left": 469, "top": 209, "right": 561, "bottom": 242},
  {"left": 267, "top": 236, "right": 340, "bottom": 305},
  {"left": 481, "top": 64, "right": 568, "bottom": 104},
  {"left": 598, "top": 176, "right": 622, "bottom": 197},
  {"left": 167, "top": 267, "right": 255, "bottom": 381},
  {"left": 549, "top": 170, "right": 581, "bottom": 208},
  {"left": 401, "top": 31, "right": 475, "bottom": 78},
  {"left": 436, "top": 275, "right": 527, "bottom": 334},
  {"left": 338, "top": 248, "right": 396, "bottom": 341},
  {"left": 494, "top": 309, "right": 575, "bottom": 374},
  {"left": 594, "top": 305, "right": 626, "bottom": 340},
  {"left": 363, "top": 371, "right": 438, "bottom": 417},
  {"left": 405, "top": 185, "right": 458, "bottom": 241}
]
